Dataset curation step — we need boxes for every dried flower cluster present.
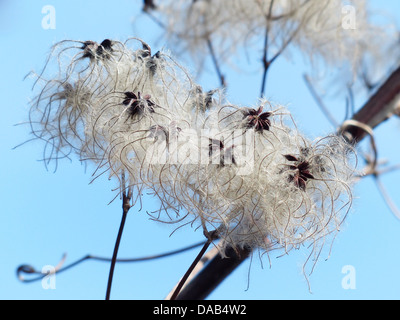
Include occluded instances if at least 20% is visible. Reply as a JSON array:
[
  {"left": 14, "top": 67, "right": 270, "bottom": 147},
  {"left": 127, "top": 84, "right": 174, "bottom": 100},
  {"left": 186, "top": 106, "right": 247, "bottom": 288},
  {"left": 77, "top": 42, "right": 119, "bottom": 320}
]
[
  {"left": 28, "top": 38, "right": 356, "bottom": 270},
  {"left": 152, "top": 0, "right": 392, "bottom": 76}
]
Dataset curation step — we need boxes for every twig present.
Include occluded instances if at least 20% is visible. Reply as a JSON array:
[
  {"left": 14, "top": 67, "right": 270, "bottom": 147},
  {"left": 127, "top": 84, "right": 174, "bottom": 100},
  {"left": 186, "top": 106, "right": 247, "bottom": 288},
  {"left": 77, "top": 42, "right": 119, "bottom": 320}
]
[
  {"left": 165, "top": 246, "right": 219, "bottom": 299},
  {"left": 375, "top": 175, "right": 400, "bottom": 220},
  {"left": 258, "top": 0, "right": 304, "bottom": 97},
  {"left": 356, "top": 149, "right": 400, "bottom": 221},
  {"left": 260, "top": 26, "right": 301, "bottom": 97},
  {"left": 169, "top": 229, "right": 219, "bottom": 300},
  {"left": 259, "top": 0, "right": 275, "bottom": 97},
  {"left": 346, "top": 84, "right": 356, "bottom": 119},
  {"left": 175, "top": 245, "right": 251, "bottom": 300},
  {"left": 17, "top": 241, "right": 207, "bottom": 283},
  {"left": 303, "top": 74, "right": 338, "bottom": 128},
  {"left": 105, "top": 172, "right": 132, "bottom": 300},
  {"left": 206, "top": 38, "right": 226, "bottom": 88},
  {"left": 169, "top": 239, "right": 213, "bottom": 300}
]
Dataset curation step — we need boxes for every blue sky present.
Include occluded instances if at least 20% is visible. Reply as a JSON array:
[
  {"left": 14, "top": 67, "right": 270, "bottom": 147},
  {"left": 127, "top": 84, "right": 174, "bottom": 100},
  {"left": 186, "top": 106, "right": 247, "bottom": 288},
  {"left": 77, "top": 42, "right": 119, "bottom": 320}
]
[{"left": 1, "top": 0, "right": 400, "bottom": 300}]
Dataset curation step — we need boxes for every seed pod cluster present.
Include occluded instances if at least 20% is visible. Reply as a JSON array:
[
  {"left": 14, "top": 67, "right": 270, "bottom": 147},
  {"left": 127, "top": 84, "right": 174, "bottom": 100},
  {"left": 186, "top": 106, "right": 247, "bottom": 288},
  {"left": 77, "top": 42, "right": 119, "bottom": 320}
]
[{"left": 28, "top": 38, "right": 357, "bottom": 273}]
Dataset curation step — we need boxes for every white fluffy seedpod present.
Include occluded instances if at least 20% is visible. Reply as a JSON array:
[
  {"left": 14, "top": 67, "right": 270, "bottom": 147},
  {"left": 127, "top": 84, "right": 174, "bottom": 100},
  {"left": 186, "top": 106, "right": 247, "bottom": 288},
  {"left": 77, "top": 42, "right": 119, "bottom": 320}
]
[
  {"left": 27, "top": 37, "right": 357, "bottom": 278},
  {"left": 28, "top": 39, "right": 135, "bottom": 165},
  {"left": 148, "top": 95, "right": 357, "bottom": 268},
  {"left": 29, "top": 38, "right": 198, "bottom": 187},
  {"left": 155, "top": 0, "right": 392, "bottom": 76}
]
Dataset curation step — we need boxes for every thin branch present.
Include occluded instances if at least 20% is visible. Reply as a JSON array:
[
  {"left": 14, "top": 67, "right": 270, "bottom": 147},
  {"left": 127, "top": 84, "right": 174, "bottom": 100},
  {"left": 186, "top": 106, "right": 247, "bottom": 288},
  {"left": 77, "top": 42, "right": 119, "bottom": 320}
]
[
  {"left": 169, "top": 229, "right": 219, "bottom": 300},
  {"left": 376, "top": 163, "right": 400, "bottom": 176},
  {"left": 260, "top": 26, "right": 301, "bottom": 97},
  {"left": 356, "top": 149, "right": 400, "bottom": 221},
  {"left": 374, "top": 175, "right": 400, "bottom": 220},
  {"left": 17, "top": 241, "right": 207, "bottom": 283},
  {"left": 303, "top": 74, "right": 338, "bottom": 128},
  {"left": 169, "top": 239, "right": 213, "bottom": 300},
  {"left": 360, "top": 64, "right": 379, "bottom": 93},
  {"left": 105, "top": 208, "right": 128, "bottom": 300},
  {"left": 260, "top": 0, "right": 275, "bottom": 97},
  {"left": 105, "top": 172, "right": 132, "bottom": 300},
  {"left": 142, "top": 7, "right": 166, "bottom": 30},
  {"left": 258, "top": 0, "right": 306, "bottom": 97},
  {"left": 346, "top": 84, "right": 356, "bottom": 119},
  {"left": 260, "top": 32, "right": 270, "bottom": 97},
  {"left": 165, "top": 246, "right": 219, "bottom": 299},
  {"left": 206, "top": 38, "right": 226, "bottom": 88},
  {"left": 175, "top": 245, "right": 251, "bottom": 300}
]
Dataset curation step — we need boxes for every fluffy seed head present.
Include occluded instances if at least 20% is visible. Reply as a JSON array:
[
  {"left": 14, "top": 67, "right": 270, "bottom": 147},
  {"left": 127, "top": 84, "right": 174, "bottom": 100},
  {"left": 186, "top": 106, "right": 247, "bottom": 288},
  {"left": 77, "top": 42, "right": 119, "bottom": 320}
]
[{"left": 26, "top": 38, "right": 357, "bottom": 277}]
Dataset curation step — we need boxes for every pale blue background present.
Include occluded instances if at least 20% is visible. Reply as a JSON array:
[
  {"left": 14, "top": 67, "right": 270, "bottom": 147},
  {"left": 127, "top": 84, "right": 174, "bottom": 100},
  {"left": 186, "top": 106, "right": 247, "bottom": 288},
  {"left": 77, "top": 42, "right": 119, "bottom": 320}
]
[{"left": 1, "top": 0, "right": 400, "bottom": 300}]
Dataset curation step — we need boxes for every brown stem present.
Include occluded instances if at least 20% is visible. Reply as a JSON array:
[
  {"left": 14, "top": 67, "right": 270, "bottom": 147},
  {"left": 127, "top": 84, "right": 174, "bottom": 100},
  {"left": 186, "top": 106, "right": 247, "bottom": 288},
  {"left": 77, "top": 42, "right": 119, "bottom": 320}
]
[
  {"left": 169, "top": 239, "right": 213, "bottom": 300},
  {"left": 105, "top": 174, "right": 132, "bottom": 300},
  {"left": 175, "top": 245, "right": 251, "bottom": 300},
  {"left": 341, "top": 65, "right": 400, "bottom": 142}
]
